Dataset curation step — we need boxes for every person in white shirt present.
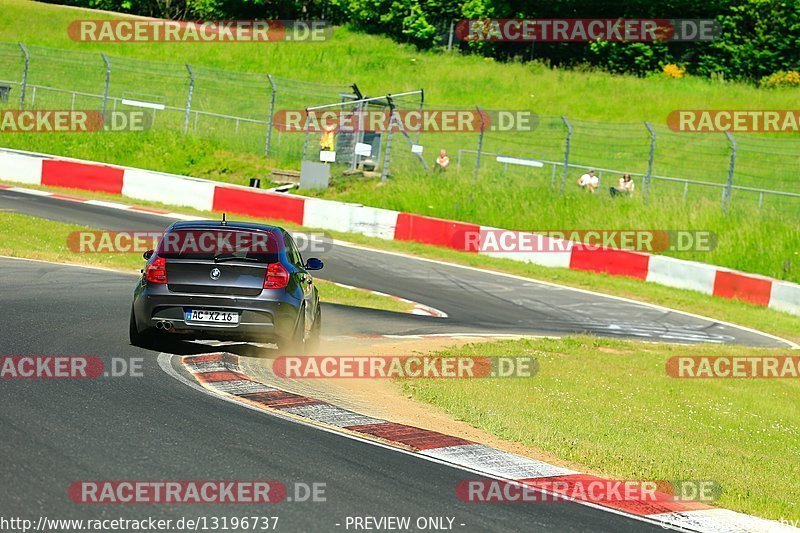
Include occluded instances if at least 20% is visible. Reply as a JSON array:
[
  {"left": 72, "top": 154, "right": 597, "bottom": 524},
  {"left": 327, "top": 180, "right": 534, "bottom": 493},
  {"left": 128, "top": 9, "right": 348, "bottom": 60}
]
[
  {"left": 435, "top": 149, "right": 450, "bottom": 172},
  {"left": 610, "top": 173, "right": 635, "bottom": 197},
  {"left": 577, "top": 169, "right": 599, "bottom": 192}
]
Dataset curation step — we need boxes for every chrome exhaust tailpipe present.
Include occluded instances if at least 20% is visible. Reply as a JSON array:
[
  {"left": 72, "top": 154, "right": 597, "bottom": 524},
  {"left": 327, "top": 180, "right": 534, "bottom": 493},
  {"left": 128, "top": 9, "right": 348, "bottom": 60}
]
[
  {"left": 163, "top": 321, "right": 174, "bottom": 331},
  {"left": 155, "top": 322, "right": 164, "bottom": 330}
]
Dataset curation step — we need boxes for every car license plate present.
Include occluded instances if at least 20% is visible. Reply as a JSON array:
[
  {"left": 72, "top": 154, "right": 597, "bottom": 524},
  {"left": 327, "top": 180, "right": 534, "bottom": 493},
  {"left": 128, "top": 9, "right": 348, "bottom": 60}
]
[{"left": 185, "top": 310, "right": 239, "bottom": 324}]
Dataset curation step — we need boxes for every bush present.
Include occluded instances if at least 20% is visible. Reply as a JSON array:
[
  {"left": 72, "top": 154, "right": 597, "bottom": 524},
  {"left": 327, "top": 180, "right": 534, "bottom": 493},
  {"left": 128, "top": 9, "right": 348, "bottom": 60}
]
[{"left": 760, "top": 70, "right": 800, "bottom": 88}]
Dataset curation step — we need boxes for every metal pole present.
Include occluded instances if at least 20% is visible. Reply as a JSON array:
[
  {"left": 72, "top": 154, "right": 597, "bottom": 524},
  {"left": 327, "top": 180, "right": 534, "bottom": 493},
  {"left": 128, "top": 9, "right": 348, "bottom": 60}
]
[
  {"left": 724, "top": 131, "right": 736, "bottom": 213},
  {"left": 301, "top": 110, "right": 310, "bottom": 162},
  {"left": 350, "top": 100, "right": 363, "bottom": 172},
  {"left": 306, "top": 90, "right": 423, "bottom": 111},
  {"left": 100, "top": 53, "right": 111, "bottom": 115},
  {"left": 560, "top": 116, "right": 572, "bottom": 195},
  {"left": 644, "top": 121, "right": 655, "bottom": 201},
  {"left": 183, "top": 63, "right": 194, "bottom": 134},
  {"left": 473, "top": 106, "right": 485, "bottom": 186},
  {"left": 265, "top": 74, "right": 277, "bottom": 156},
  {"left": 447, "top": 20, "right": 455, "bottom": 51},
  {"left": 18, "top": 43, "right": 29, "bottom": 109},
  {"left": 415, "top": 88, "right": 424, "bottom": 143},
  {"left": 381, "top": 97, "right": 396, "bottom": 183}
]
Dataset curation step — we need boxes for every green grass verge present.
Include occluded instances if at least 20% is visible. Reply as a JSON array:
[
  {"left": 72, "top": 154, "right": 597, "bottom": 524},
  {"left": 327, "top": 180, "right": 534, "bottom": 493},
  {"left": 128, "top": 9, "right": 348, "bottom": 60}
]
[
  {"left": 3, "top": 0, "right": 800, "bottom": 119},
  {"left": 304, "top": 171, "right": 800, "bottom": 283},
  {"left": 0, "top": 211, "right": 414, "bottom": 313},
  {"left": 3, "top": 179, "right": 799, "bottom": 344},
  {"left": 400, "top": 336, "right": 800, "bottom": 521}
]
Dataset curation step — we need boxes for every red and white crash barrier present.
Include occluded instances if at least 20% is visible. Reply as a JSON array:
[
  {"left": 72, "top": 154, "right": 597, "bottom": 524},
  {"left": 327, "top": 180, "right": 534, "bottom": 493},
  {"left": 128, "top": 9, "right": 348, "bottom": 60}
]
[{"left": 1, "top": 148, "right": 798, "bottom": 316}]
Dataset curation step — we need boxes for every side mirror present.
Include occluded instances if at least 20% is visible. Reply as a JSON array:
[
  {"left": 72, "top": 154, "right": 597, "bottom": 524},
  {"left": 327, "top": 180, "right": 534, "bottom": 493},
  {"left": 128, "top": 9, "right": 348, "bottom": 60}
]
[
  {"left": 143, "top": 250, "right": 154, "bottom": 260},
  {"left": 305, "top": 258, "right": 324, "bottom": 270}
]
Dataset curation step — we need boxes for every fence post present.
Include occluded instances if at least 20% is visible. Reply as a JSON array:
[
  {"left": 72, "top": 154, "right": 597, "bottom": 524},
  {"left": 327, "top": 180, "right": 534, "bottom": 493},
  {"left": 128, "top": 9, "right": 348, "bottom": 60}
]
[
  {"left": 301, "top": 110, "right": 310, "bottom": 162},
  {"left": 644, "top": 121, "right": 655, "bottom": 201},
  {"left": 350, "top": 99, "right": 364, "bottom": 172},
  {"left": 724, "top": 131, "right": 736, "bottom": 213},
  {"left": 381, "top": 97, "right": 397, "bottom": 183},
  {"left": 415, "top": 88, "right": 424, "bottom": 144},
  {"left": 100, "top": 53, "right": 111, "bottom": 115},
  {"left": 473, "top": 105, "right": 485, "bottom": 185},
  {"left": 265, "top": 74, "right": 277, "bottom": 156},
  {"left": 183, "top": 63, "right": 194, "bottom": 134},
  {"left": 447, "top": 20, "right": 455, "bottom": 51},
  {"left": 560, "top": 115, "right": 572, "bottom": 195},
  {"left": 18, "top": 43, "right": 29, "bottom": 110}
]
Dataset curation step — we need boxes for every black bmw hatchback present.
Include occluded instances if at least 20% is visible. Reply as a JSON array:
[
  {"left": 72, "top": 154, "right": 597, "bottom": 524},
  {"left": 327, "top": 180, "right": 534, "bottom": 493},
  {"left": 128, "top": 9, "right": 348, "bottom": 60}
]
[{"left": 129, "top": 219, "right": 323, "bottom": 352}]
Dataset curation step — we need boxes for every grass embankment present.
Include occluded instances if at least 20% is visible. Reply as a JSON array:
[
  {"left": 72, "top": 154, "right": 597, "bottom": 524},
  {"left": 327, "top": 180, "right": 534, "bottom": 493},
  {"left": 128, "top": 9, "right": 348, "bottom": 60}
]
[
  {"left": 401, "top": 336, "right": 800, "bottom": 521},
  {"left": 0, "top": 0, "right": 798, "bottom": 280},
  {"left": 306, "top": 171, "right": 800, "bottom": 283},
  {"left": 3, "top": 180, "right": 799, "bottom": 345},
  {"left": 0, "top": 211, "right": 414, "bottom": 313}
]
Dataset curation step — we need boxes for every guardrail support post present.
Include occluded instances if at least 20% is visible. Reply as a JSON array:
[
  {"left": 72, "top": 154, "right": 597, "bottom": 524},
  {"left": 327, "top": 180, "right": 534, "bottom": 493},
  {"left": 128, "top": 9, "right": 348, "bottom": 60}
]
[
  {"left": 265, "top": 74, "right": 277, "bottom": 155},
  {"left": 644, "top": 121, "right": 655, "bottom": 202},
  {"left": 183, "top": 63, "right": 194, "bottom": 135},
  {"left": 724, "top": 131, "right": 736, "bottom": 213},
  {"left": 100, "top": 53, "right": 111, "bottom": 115},
  {"left": 18, "top": 43, "right": 29, "bottom": 110},
  {"left": 560, "top": 115, "right": 572, "bottom": 195}
]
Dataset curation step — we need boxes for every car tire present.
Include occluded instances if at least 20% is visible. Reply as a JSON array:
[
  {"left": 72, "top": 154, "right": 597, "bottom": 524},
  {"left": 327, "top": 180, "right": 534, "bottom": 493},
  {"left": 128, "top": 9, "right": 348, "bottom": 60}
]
[
  {"left": 129, "top": 306, "right": 159, "bottom": 349},
  {"left": 278, "top": 311, "right": 306, "bottom": 354},
  {"left": 306, "top": 307, "right": 321, "bottom": 354}
]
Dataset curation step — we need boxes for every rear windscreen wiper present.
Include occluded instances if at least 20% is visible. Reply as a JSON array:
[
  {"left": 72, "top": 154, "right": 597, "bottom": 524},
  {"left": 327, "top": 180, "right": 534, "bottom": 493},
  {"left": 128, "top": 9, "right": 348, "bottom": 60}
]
[{"left": 214, "top": 254, "right": 260, "bottom": 263}]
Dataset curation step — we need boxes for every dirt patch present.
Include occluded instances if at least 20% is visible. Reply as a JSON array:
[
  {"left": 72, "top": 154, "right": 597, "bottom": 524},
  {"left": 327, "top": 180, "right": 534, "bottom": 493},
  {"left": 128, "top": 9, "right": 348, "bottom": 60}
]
[{"left": 237, "top": 336, "right": 594, "bottom": 474}]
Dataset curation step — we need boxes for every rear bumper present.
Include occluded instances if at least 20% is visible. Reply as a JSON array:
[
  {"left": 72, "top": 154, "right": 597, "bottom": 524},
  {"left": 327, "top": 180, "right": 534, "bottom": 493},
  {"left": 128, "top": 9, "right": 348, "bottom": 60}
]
[{"left": 132, "top": 281, "right": 301, "bottom": 341}]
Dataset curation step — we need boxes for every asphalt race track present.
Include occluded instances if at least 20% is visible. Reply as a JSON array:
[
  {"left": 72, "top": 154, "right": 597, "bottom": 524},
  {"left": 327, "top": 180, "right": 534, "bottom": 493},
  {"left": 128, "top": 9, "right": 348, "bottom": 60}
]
[
  {"left": 0, "top": 259, "right": 675, "bottom": 532},
  {"left": 0, "top": 188, "right": 792, "bottom": 533},
  {"left": 0, "top": 187, "right": 792, "bottom": 347}
]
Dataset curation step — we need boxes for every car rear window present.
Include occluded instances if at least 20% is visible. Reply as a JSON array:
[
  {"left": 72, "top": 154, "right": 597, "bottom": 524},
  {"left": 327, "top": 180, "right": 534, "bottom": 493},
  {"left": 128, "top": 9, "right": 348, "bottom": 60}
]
[{"left": 156, "top": 229, "right": 283, "bottom": 263}]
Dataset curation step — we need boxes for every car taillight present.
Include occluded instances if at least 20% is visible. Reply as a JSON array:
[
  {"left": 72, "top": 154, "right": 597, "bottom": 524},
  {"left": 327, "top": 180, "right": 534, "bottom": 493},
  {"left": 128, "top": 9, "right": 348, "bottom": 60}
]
[
  {"left": 264, "top": 262, "right": 289, "bottom": 289},
  {"left": 145, "top": 256, "right": 168, "bottom": 284}
]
